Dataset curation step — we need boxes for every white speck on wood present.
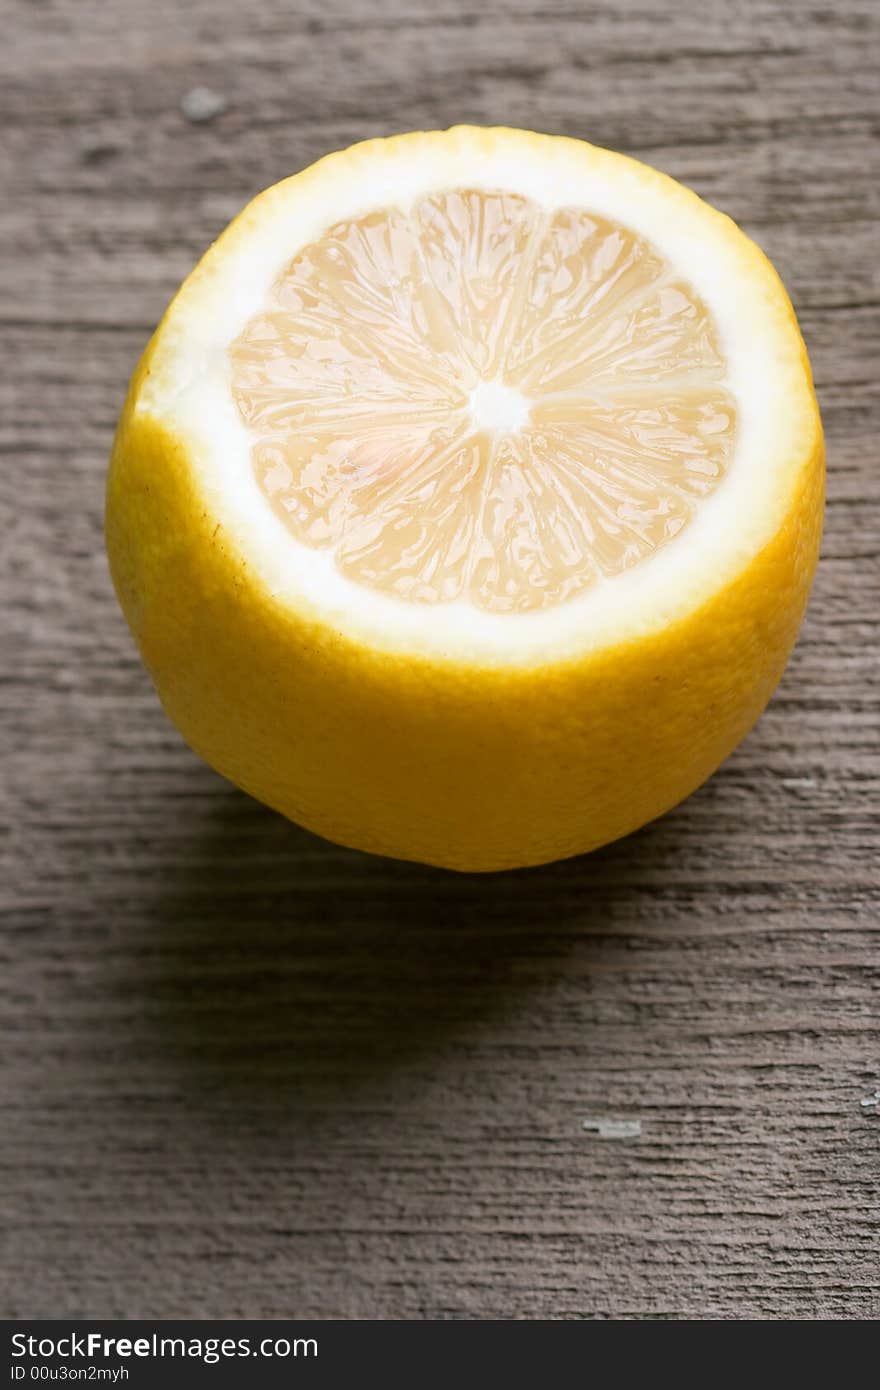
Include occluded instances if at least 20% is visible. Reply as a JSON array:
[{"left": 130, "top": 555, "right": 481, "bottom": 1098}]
[
  {"left": 181, "top": 88, "right": 228, "bottom": 123},
  {"left": 582, "top": 1118, "right": 642, "bottom": 1139}
]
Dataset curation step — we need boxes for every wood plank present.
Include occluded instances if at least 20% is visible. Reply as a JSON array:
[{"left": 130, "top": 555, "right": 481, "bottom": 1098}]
[{"left": 2, "top": 0, "right": 878, "bottom": 1319}]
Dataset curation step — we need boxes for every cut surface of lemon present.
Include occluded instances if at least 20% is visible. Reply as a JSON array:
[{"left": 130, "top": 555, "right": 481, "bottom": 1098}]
[
  {"left": 230, "top": 194, "right": 735, "bottom": 616},
  {"left": 107, "top": 128, "right": 823, "bottom": 870}
]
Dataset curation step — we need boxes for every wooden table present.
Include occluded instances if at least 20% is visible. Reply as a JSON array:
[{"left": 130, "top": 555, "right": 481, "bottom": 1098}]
[{"left": 3, "top": 0, "right": 878, "bottom": 1319}]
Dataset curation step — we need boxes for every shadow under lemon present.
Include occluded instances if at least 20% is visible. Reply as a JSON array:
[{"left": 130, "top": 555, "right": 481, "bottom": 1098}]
[{"left": 133, "top": 771, "right": 700, "bottom": 1119}]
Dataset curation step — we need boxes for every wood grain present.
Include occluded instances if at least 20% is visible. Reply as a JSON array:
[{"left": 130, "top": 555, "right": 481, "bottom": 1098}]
[{"left": 2, "top": 0, "right": 878, "bottom": 1320}]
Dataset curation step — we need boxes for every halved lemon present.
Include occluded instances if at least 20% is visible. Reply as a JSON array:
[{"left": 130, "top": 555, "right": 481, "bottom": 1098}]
[{"left": 106, "top": 127, "right": 823, "bottom": 871}]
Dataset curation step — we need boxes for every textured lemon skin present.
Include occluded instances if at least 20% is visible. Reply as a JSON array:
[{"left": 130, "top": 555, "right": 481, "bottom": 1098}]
[{"left": 106, "top": 132, "right": 824, "bottom": 872}]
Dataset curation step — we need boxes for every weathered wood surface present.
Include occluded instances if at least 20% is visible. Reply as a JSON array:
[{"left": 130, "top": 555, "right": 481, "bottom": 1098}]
[{"left": 2, "top": 0, "right": 878, "bottom": 1320}]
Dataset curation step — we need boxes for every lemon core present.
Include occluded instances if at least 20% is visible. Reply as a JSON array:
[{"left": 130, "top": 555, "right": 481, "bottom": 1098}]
[{"left": 468, "top": 380, "right": 530, "bottom": 434}]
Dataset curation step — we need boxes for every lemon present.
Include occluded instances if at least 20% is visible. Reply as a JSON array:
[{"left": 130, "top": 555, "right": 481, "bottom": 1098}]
[{"left": 106, "top": 127, "right": 823, "bottom": 871}]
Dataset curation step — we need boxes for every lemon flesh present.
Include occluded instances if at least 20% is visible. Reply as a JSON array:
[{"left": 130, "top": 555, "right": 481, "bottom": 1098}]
[
  {"left": 106, "top": 128, "right": 823, "bottom": 871},
  {"left": 231, "top": 194, "right": 736, "bottom": 613}
]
